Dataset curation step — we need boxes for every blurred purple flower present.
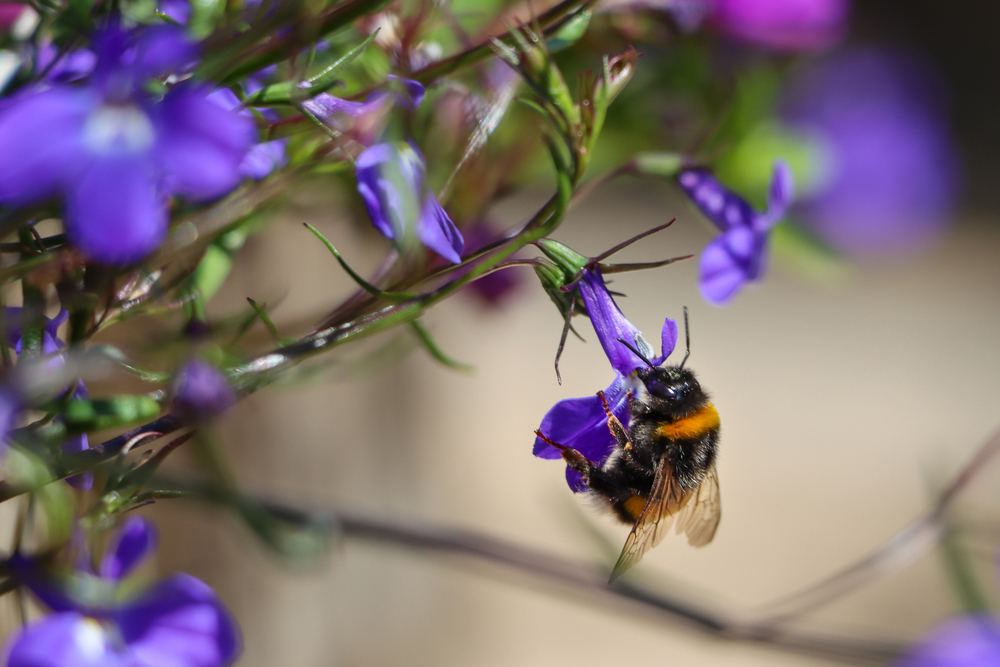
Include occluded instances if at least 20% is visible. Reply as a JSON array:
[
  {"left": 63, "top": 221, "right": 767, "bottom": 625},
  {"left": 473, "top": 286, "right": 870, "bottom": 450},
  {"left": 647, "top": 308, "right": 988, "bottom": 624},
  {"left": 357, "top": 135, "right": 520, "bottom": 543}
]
[
  {"left": 6, "top": 517, "right": 241, "bottom": 667},
  {"left": 172, "top": 358, "right": 236, "bottom": 422},
  {"left": 707, "top": 0, "right": 849, "bottom": 51},
  {"left": 678, "top": 161, "right": 793, "bottom": 305},
  {"left": 301, "top": 75, "right": 424, "bottom": 143},
  {"left": 895, "top": 615, "right": 1000, "bottom": 667},
  {"left": 782, "top": 48, "right": 960, "bottom": 256},
  {"left": 0, "top": 25, "right": 254, "bottom": 264},
  {"left": 159, "top": 0, "right": 193, "bottom": 23},
  {"left": 207, "top": 87, "right": 287, "bottom": 180},
  {"left": 356, "top": 142, "right": 463, "bottom": 264},
  {"left": 462, "top": 222, "right": 522, "bottom": 307},
  {"left": 3, "top": 307, "right": 92, "bottom": 488},
  {"left": 598, "top": 0, "right": 847, "bottom": 51},
  {"left": 534, "top": 268, "right": 678, "bottom": 491}
]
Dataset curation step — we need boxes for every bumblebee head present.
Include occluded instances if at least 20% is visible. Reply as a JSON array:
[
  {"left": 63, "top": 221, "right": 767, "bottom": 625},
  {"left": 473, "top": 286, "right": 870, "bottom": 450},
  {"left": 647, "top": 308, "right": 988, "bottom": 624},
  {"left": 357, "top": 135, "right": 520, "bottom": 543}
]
[{"left": 636, "top": 365, "right": 703, "bottom": 412}]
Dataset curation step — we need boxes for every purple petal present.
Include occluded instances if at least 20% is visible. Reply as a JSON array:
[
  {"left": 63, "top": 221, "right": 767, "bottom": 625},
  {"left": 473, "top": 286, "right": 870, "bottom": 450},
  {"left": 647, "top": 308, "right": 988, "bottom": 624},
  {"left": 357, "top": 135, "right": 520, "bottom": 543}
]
[
  {"left": 6, "top": 612, "right": 129, "bottom": 667},
  {"left": 0, "top": 87, "right": 92, "bottom": 204},
  {"left": 100, "top": 517, "right": 158, "bottom": 581},
  {"left": 115, "top": 573, "right": 241, "bottom": 667},
  {"left": 699, "top": 231, "right": 751, "bottom": 305},
  {"left": 533, "top": 376, "right": 631, "bottom": 492},
  {"left": 238, "top": 140, "right": 287, "bottom": 180},
  {"left": 155, "top": 85, "right": 255, "bottom": 200},
  {"left": 386, "top": 75, "right": 426, "bottom": 109},
  {"left": 577, "top": 268, "right": 645, "bottom": 376},
  {"left": 757, "top": 160, "right": 795, "bottom": 231},
  {"left": 0, "top": 387, "right": 19, "bottom": 455},
  {"left": 708, "top": 0, "right": 849, "bottom": 52},
  {"left": 65, "top": 154, "right": 167, "bottom": 264},
  {"left": 895, "top": 615, "right": 1000, "bottom": 667},
  {"left": 677, "top": 168, "right": 757, "bottom": 233},
  {"left": 172, "top": 359, "right": 236, "bottom": 422},
  {"left": 135, "top": 25, "right": 198, "bottom": 78},
  {"left": 159, "top": 0, "right": 193, "bottom": 23},
  {"left": 416, "top": 195, "right": 463, "bottom": 264},
  {"left": 62, "top": 432, "right": 92, "bottom": 491},
  {"left": 355, "top": 143, "right": 423, "bottom": 242},
  {"left": 301, "top": 93, "right": 380, "bottom": 128},
  {"left": 659, "top": 317, "right": 678, "bottom": 363}
]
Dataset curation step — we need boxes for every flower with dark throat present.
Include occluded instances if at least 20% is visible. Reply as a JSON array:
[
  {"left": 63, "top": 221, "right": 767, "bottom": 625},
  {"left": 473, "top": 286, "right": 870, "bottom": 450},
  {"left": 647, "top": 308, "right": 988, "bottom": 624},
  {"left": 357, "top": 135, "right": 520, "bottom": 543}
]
[
  {"left": 0, "top": 24, "right": 255, "bottom": 264},
  {"left": 678, "top": 161, "right": 793, "bottom": 305},
  {"left": 355, "top": 141, "right": 463, "bottom": 264},
  {"left": 533, "top": 268, "right": 678, "bottom": 491},
  {"left": 5, "top": 517, "right": 241, "bottom": 667}
]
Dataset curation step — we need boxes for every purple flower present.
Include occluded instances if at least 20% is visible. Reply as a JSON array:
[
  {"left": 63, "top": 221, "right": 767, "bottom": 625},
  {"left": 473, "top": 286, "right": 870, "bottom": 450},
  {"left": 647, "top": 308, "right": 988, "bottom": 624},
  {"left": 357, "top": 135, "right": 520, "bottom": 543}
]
[
  {"left": 172, "top": 358, "right": 236, "bottom": 422},
  {"left": 5, "top": 517, "right": 241, "bottom": 667},
  {"left": 207, "top": 87, "right": 287, "bottom": 180},
  {"left": 678, "top": 161, "right": 793, "bottom": 305},
  {"left": 356, "top": 142, "right": 463, "bottom": 264},
  {"left": 707, "top": 0, "right": 849, "bottom": 52},
  {"left": 781, "top": 48, "right": 960, "bottom": 256},
  {"left": 533, "top": 268, "right": 678, "bottom": 491},
  {"left": 895, "top": 615, "right": 1000, "bottom": 667},
  {"left": 0, "top": 25, "right": 254, "bottom": 264},
  {"left": 2, "top": 307, "right": 93, "bottom": 487},
  {"left": 301, "top": 75, "right": 424, "bottom": 144}
]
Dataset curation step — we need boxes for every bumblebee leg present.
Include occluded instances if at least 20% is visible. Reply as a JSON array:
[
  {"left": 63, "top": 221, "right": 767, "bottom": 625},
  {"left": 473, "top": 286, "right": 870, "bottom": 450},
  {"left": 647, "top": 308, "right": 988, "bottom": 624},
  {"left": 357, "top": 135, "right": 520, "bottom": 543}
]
[{"left": 597, "top": 390, "right": 632, "bottom": 450}]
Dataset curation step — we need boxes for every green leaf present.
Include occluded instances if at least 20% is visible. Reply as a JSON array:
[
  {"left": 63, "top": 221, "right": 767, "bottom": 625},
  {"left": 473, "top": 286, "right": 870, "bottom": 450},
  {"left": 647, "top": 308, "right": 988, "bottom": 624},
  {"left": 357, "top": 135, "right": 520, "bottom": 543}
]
[
  {"left": 546, "top": 9, "right": 591, "bottom": 52},
  {"left": 61, "top": 395, "right": 164, "bottom": 433},
  {"left": 244, "top": 30, "right": 380, "bottom": 106},
  {"left": 409, "top": 319, "right": 474, "bottom": 373},
  {"left": 303, "top": 223, "right": 415, "bottom": 303}
]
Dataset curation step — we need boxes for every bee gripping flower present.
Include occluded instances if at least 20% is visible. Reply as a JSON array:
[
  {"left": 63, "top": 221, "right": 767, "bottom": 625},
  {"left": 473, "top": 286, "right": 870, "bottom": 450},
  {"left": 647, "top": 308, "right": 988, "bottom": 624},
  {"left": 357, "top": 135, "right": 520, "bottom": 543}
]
[
  {"left": 679, "top": 161, "right": 794, "bottom": 305},
  {"left": 533, "top": 268, "right": 678, "bottom": 491}
]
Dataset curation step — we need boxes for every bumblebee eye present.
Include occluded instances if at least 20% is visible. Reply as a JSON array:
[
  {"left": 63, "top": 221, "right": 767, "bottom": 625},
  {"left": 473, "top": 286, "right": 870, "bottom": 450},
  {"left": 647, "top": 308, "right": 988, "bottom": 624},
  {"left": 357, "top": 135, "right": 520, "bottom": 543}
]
[{"left": 648, "top": 381, "right": 682, "bottom": 401}]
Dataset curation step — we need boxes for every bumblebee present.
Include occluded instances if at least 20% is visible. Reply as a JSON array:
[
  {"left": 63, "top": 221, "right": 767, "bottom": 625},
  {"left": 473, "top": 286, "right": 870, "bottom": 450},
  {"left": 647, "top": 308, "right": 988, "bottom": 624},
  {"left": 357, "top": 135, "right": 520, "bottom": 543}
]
[{"left": 537, "top": 315, "right": 721, "bottom": 581}]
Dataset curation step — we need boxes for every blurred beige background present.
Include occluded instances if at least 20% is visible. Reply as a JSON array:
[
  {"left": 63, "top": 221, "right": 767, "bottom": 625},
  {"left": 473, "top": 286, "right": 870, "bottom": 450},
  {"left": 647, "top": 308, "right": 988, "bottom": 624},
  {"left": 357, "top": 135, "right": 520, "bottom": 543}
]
[{"left": 152, "top": 184, "right": 1000, "bottom": 666}]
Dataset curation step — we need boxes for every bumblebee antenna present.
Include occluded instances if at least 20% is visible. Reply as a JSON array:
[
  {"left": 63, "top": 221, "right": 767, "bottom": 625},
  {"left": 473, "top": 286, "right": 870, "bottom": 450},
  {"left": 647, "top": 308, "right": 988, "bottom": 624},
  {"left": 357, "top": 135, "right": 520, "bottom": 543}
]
[
  {"left": 616, "top": 337, "right": 656, "bottom": 369},
  {"left": 678, "top": 306, "right": 691, "bottom": 370}
]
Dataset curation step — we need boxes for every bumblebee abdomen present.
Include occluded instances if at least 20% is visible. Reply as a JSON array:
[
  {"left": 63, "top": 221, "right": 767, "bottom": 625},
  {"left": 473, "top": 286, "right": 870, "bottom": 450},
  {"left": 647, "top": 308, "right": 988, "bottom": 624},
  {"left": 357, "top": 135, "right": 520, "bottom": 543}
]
[{"left": 655, "top": 403, "right": 720, "bottom": 441}]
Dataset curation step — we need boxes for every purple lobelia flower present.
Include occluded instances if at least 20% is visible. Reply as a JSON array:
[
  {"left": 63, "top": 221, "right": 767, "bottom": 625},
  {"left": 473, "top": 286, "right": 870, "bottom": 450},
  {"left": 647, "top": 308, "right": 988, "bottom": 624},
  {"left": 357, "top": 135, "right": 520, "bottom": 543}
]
[
  {"left": 5, "top": 516, "right": 241, "bottom": 667},
  {"left": 171, "top": 358, "right": 236, "bottom": 422},
  {"left": 678, "top": 161, "right": 793, "bottom": 305},
  {"left": 3, "top": 307, "right": 92, "bottom": 488},
  {"left": 302, "top": 75, "right": 424, "bottom": 146},
  {"left": 533, "top": 268, "right": 678, "bottom": 491},
  {"left": 894, "top": 616, "right": 1000, "bottom": 667},
  {"left": 0, "top": 24, "right": 254, "bottom": 264},
  {"left": 356, "top": 141, "right": 463, "bottom": 264},
  {"left": 706, "top": 0, "right": 849, "bottom": 52},
  {"left": 781, "top": 48, "right": 960, "bottom": 256}
]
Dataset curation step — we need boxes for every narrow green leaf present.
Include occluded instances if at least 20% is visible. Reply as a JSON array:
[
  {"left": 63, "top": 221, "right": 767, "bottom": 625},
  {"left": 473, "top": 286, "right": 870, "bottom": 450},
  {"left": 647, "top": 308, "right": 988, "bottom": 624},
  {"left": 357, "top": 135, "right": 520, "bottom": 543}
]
[
  {"left": 409, "top": 319, "right": 474, "bottom": 373},
  {"left": 303, "top": 223, "right": 414, "bottom": 303},
  {"left": 244, "top": 30, "right": 380, "bottom": 107},
  {"left": 246, "top": 298, "right": 294, "bottom": 346}
]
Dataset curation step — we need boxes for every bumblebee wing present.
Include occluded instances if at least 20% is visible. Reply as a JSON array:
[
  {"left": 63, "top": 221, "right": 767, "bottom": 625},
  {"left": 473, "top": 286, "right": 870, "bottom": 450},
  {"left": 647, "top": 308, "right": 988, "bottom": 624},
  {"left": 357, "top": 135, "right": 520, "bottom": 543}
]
[
  {"left": 673, "top": 464, "right": 721, "bottom": 548},
  {"left": 609, "top": 455, "right": 686, "bottom": 582}
]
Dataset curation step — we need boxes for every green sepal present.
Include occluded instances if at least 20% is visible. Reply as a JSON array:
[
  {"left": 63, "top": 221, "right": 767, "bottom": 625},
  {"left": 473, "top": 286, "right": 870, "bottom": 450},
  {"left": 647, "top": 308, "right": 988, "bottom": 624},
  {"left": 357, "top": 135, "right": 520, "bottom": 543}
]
[
  {"left": 61, "top": 395, "right": 163, "bottom": 433},
  {"left": 246, "top": 298, "right": 295, "bottom": 346},
  {"left": 243, "top": 30, "right": 380, "bottom": 107},
  {"left": 536, "top": 239, "right": 588, "bottom": 278},
  {"left": 546, "top": 9, "right": 591, "bottom": 52},
  {"left": 634, "top": 152, "right": 683, "bottom": 178}
]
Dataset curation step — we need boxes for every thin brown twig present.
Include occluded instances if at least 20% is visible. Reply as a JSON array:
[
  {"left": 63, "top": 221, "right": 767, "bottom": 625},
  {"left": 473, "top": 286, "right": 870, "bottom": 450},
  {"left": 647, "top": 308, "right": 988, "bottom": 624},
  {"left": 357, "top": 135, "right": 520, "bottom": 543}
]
[{"left": 754, "top": 424, "right": 1000, "bottom": 624}]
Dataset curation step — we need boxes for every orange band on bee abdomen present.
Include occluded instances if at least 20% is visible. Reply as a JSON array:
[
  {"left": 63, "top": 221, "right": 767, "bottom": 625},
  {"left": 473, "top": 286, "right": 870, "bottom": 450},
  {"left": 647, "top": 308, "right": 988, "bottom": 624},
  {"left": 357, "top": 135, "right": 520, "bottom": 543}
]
[
  {"left": 656, "top": 403, "right": 720, "bottom": 440},
  {"left": 623, "top": 495, "right": 647, "bottom": 520}
]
